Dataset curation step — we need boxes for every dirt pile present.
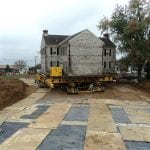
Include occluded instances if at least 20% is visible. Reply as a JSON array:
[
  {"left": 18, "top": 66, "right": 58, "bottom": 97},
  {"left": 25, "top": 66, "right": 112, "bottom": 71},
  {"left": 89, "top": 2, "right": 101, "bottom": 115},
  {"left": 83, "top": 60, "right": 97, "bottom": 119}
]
[{"left": 0, "top": 79, "right": 35, "bottom": 110}]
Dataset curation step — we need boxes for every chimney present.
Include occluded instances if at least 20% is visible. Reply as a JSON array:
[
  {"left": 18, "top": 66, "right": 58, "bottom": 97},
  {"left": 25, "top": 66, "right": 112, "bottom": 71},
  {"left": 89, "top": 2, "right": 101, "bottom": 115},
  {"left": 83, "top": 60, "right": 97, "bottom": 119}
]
[
  {"left": 43, "top": 30, "right": 48, "bottom": 36},
  {"left": 103, "top": 33, "right": 109, "bottom": 39}
]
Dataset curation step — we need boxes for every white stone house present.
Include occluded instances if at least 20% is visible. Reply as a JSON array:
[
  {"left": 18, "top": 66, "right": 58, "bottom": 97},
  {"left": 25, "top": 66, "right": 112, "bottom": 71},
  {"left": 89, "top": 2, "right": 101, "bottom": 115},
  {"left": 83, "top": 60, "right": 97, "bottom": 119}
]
[{"left": 40, "top": 29, "right": 116, "bottom": 76}]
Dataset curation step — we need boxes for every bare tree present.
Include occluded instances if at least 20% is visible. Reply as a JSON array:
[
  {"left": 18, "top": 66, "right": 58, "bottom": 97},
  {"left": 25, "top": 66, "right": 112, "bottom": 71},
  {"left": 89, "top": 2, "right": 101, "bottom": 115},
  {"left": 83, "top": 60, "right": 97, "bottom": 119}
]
[{"left": 14, "top": 60, "right": 26, "bottom": 70}]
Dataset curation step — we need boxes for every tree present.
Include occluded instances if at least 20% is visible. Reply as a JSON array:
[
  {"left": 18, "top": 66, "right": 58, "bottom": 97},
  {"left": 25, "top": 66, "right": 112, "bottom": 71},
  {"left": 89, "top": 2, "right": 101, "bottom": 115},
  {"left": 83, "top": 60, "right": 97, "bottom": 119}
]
[
  {"left": 5, "top": 65, "right": 11, "bottom": 72},
  {"left": 98, "top": 0, "right": 150, "bottom": 81},
  {"left": 145, "top": 61, "right": 150, "bottom": 78},
  {"left": 14, "top": 60, "right": 26, "bottom": 70},
  {"left": 97, "top": 17, "right": 110, "bottom": 35},
  {"left": 35, "top": 64, "right": 41, "bottom": 70},
  {"left": 118, "top": 56, "right": 131, "bottom": 72},
  {"left": 29, "top": 64, "right": 41, "bottom": 73}
]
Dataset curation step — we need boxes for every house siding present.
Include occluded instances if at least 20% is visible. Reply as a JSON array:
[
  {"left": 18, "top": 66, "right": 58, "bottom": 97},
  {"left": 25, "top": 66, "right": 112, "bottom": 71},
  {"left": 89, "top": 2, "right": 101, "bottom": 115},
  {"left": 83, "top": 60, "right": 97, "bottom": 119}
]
[
  {"left": 103, "top": 47, "right": 116, "bottom": 73},
  {"left": 67, "top": 30, "right": 104, "bottom": 76},
  {"left": 41, "top": 45, "right": 68, "bottom": 73},
  {"left": 40, "top": 36, "right": 47, "bottom": 72}
]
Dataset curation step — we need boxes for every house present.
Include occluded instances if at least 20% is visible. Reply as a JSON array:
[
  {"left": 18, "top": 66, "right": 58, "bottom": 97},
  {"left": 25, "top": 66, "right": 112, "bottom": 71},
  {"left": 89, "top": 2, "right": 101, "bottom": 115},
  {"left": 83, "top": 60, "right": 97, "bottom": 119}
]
[
  {"left": 99, "top": 34, "right": 116, "bottom": 73},
  {"left": 40, "top": 29, "right": 116, "bottom": 76},
  {"left": 0, "top": 65, "right": 19, "bottom": 72}
]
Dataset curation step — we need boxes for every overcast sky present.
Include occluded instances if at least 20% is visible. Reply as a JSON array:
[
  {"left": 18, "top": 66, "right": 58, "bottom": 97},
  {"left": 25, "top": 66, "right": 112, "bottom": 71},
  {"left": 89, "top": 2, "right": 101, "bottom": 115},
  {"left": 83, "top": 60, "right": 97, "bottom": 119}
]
[{"left": 0, "top": 0, "right": 129, "bottom": 66}]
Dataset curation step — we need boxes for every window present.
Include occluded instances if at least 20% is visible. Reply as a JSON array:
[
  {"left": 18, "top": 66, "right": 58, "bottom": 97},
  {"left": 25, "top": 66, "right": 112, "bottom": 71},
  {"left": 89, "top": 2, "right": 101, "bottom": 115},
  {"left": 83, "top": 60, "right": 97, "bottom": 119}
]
[
  {"left": 104, "top": 61, "right": 106, "bottom": 69},
  {"left": 50, "top": 61, "right": 52, "bottom": 67},
  {"left": 53, "top": 61, "right": 56, "bottom": 66},
  {"left": 50, "top": 61, "right": 58, "bottom": 67},
  {"left": 57, "top": 61, "right": 59, "bottom": 67},
  {"left": 59, "top": 48, "right": 62, "bottom": 55},
  {"left": 109, "top": 61, "right": 111, "bottom": 68},
  {"left": 104, "top": 49, "right": 107, "bottom": 56},
  {"left": 116, "top": 66, "right": 119, "bottom": 71},
  {"left": 109, "top": 49, "right": 111, "bottom": 56},
  {"left": 63, "top": 62, "right": 67, "bottom": 71},
  {"left": 62, "top": 47, "right": 65, "bottom": 55},
  {"left": 64, "top": 47, "right": 67, "bottom": 55},
  {"left": 61, "top": 47, "right": 67, "bottom": 55},
  {"left": 57, "top": 47, "right": 59, "bottom": 55},
  {"left": 50, "top": 47, "right": 53, "bottom": 55}
]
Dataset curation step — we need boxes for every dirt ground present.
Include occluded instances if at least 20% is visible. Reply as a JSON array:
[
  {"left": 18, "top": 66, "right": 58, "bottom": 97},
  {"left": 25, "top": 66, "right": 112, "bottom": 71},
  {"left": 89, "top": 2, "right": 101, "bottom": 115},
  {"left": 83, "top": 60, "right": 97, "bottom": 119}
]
[
  {"left": 0, "top": 80, "right": 150, "bottom": 149},
  {"left": 0, "top": 79, "right": 149, "bottom": 111},
  {"left": 41, "top": 82, "right": 150, "bottom": 103},
  {"left": 0, "top": 78, "right": 36, "bottom": 110},
  {"left": 137, "top": 80, "right": 150, "bottom": 93}
]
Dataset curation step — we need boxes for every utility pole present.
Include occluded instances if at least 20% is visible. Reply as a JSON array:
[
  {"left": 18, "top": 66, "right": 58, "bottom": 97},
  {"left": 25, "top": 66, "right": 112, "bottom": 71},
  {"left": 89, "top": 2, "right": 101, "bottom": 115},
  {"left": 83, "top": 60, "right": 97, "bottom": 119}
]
[{"left": 35, "top": 56, "right": 38, "bottom": 73}]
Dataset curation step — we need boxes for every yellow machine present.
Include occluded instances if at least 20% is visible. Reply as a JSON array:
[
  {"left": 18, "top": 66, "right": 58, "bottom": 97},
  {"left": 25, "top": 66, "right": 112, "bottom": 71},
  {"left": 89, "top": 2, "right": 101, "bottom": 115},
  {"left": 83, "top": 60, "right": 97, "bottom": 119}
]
[
  {"left": 50, "top": 67, "right": 62, "bottom": 77},
  {"left": 35, "top": 67, "right": 116, "bottom": 94}
]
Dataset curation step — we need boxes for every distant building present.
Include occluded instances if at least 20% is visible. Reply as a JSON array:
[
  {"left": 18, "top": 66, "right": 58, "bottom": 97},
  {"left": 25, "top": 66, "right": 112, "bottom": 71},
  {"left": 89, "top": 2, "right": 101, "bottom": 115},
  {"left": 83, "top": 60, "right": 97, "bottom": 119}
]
[
  {"left": 0, "top": 65, "right": 19, "bottom": 72},
  {"left": 40, "top": 29, "right": 116, "bottom": 76}
]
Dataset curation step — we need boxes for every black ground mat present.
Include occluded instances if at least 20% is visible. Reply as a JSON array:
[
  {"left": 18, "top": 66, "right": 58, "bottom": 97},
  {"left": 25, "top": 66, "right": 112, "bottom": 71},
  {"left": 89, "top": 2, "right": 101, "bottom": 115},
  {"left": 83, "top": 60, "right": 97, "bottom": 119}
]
[
  {"left": 38, "top": 125, "right": 87, "bottom": 150},
  {"left": 125, "top": 141, "right": 150, "bottom": 150},
  {"left": 0, "top": 122, "right": 28, "bottom": 143},
  {"left": 64, "top": 105, "right": 90, "bottom": 122},
  {"left": 109, "top": 106, "right": 131, "bottom": 123},
  {"left": 21, "top": 105, "right": 49, "bottom": 119}
]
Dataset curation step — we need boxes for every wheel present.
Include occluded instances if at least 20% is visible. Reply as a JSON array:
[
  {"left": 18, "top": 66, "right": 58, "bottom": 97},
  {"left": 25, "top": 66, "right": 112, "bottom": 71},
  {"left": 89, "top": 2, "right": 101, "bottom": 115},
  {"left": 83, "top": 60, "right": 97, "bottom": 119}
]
[
  {"left": 100, "top": 85, "right": 105, "bottom": 92},
  {"left": 74, "top": 87, "right": 79, "bottom": 94},
  {"left": 67, "top": 87, "right": 72, "bottom": 94},
  {"left": 37, "top": 81, "right": 43, "bottom": 88}
]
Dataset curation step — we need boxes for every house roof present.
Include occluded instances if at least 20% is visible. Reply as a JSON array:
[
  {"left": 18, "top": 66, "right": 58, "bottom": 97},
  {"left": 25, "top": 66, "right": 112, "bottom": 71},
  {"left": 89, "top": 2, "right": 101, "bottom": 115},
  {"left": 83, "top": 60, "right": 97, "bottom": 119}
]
[
  {"left": 59, "top": 30, "right": 85, "bottom": 45},
  {"left": 44, "top": 35, "right": 68, "bottom": 45},
  {"left": 43, "top": 30, "right": 116, "bottom": 48},
  {"left": 99, "top": 37, "right": 116, "bottom": 48}
]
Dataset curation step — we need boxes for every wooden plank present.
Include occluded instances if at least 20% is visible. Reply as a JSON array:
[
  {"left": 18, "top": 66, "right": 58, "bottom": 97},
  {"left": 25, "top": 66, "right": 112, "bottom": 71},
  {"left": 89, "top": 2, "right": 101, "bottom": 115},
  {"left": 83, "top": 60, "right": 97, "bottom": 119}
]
[
  {"left": 89, "top": 99, "right": 149, "bottom": 106},
  {"left": 0, "top": 128, "right": 50, "bottom": 150},
  {"left": 84, "top": 131, "right": 126, "bottom": 150},
  {"left": 119, "top": 125, "right": 150, "bottom": 142},
  {"left": 8, "top": 107, "right": 37, "bottom": 121},
  {"left": 0, "top": 107, "right": 25, "bottom": 125},
  {"left": 28, "top": 103, "right": 71, "bottom": 129},
  {"left": 61, "top": 121, "right": 87, "bottom": 126},
  {"left": 10, "top": 93, "right": 46, "bottom": 108},
  {"left": 124, "top": 106, "right": 150, "bottom": 124},
  {"left": 87, "top": 104, "right": 117, "bottom": 132},
  {"left": 36, "top": 88, "right": 51, "bottom": 93}
]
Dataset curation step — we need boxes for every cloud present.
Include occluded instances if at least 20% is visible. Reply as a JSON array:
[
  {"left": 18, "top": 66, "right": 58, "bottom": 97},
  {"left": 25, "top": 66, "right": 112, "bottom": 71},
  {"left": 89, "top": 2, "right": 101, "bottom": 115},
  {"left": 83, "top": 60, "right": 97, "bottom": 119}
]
[{"left": 0, "top": 0, "right": 129, "bottom": 66}]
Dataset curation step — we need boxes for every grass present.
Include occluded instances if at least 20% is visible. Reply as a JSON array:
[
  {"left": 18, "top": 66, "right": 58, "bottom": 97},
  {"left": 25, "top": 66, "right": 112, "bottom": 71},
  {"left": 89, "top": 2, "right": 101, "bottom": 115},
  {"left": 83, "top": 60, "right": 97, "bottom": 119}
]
[{"left": 0, "top": 74, "right": 36, "bottom": 79}]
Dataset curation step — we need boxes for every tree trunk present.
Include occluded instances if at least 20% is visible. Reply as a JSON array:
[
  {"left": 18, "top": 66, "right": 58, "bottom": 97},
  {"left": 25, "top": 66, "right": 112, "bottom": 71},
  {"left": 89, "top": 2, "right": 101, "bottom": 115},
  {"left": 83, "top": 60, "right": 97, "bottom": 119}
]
[
  {"left": 137, "top": 64, "right": 143, "bottom": 82},
  {"left": 146, "top": 62, "right": 150, "bottom": 79}
]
